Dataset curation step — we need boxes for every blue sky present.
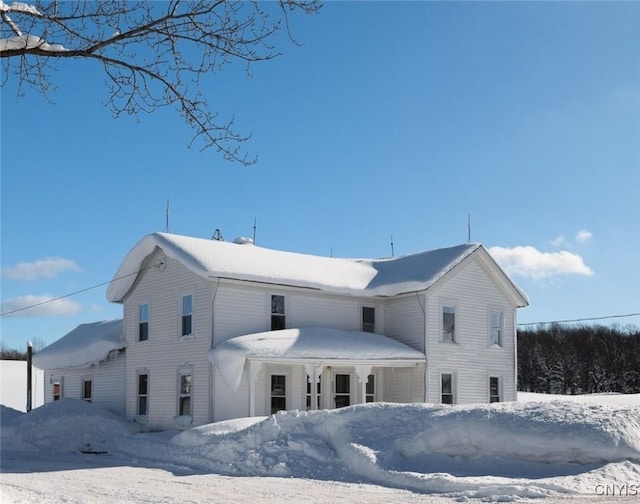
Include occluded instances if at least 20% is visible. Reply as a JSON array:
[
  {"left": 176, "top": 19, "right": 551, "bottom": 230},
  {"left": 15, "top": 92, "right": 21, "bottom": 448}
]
[{"left": 2, "top": 1, "right": 639, "bottom": 350}]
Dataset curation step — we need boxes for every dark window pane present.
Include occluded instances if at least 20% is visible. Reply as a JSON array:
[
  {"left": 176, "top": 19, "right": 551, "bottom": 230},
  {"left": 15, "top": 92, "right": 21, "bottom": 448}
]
[
  {"left": 271, "top": 314, "right": 285, "bottom": 331},
  {"left": 271, "top": 375, "right": 286, "bottom": 395},
  {"left": 335, "top": 395, "right": 350, "bottom": 408},
  {"left": 179, "top": 396, "right": 191, "bottom": 416},
  {"left": 138, "top": 396, "right": 147, "bottom": 415},
  {"left": 442, "top": 394, "right": 453, "bottom": 405},
  {"left": 335, "top": 374, "right": 350, "bottom": 394},
  {"left": 441, "top": 374, "right": 452, "bottom": 394},
  {"left": 362, "top": 307, "right": 375, "bottom": 332},
  {"left": 271, "top": 295, "right": 285, "bottom": 315},
  {"left": 271, "top": 396, "right": 286, "bottom": 414},
  {"left": 139, "top": 322, "right": 149, "bottom": 341},
  {"left": 182, "top": 314, "right": 192, "bottom": 336},
  {"left": 83, "top": 380, "right": 92, "bottom": 400},
  {"left": 138, "top": 374, "right": 148, "bottom": 395},
  {"left": 366, "top": 375, "right": 375, "bottom": 395}
]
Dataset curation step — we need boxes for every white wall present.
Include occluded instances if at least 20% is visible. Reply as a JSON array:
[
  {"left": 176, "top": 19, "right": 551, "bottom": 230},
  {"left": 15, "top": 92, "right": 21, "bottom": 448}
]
[
  {"left": 0, "top": 360, "right": 44, "bottom": 412},
  {"left": 425, "top": 256, "right": 518, "bottom": 404},
  {"left": 123, "top": 252, "right": 213, "bottom": 429}
]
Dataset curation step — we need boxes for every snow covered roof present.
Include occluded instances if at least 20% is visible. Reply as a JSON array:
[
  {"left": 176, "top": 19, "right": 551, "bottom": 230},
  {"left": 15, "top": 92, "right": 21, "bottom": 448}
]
[
  {"left": 209, "top": 327, "right": 426, "bottom": 391},
  {"left": 33, "top": 319, "right": 125, "bottom": 370},
  {"left": 107, "top": 232, "right": 512, "bottom": 302}
]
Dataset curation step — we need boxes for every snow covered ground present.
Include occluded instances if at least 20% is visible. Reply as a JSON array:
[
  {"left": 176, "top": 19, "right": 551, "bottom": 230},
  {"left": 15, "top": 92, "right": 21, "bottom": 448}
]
[{"left": 1, "top": 393, "right": 639, "bottom": 503}]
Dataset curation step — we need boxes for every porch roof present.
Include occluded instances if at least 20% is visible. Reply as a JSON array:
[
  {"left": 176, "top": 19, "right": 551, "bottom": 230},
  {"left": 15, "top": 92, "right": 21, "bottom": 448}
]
[{"left": 209, "top": 327, "right": 425, "bottom": 391}]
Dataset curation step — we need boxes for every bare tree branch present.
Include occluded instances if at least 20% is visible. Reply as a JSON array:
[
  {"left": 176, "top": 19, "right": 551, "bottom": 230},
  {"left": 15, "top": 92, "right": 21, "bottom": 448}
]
[{"left": 1, "top": 0, "right": 321, "bottom": 165}]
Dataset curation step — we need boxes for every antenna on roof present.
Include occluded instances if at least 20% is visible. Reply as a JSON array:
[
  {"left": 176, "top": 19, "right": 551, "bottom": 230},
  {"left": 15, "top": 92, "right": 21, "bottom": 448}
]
[
  {"left": 252, "top": 218, "right": 257, "bottom": 244},
  {"left": 467, "top": 213, "right": 471, "bottom": 243},
  {"left": 164, "top": 200, "right": 170, "bottom": 233},
  {"left": 330, "top": 247, "right": 333, "bottom": 258},
  {"left": 212, "top": 229, "right": 224, "bottom": 241},
  {"left": 390, "top": 235, "right": 395, "bottom": 257}
]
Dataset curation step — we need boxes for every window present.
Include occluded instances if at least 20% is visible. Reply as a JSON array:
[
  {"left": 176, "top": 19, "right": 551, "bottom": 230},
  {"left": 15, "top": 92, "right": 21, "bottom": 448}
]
[
  {"left": 181, "top": 295, "right": 192, "bottom": 337},
  {"left": 53, "top": 381, "right": 62, "bottom": 401},
  {"left": 490, "top": 312, "right": 503, "bottom": 347},
  {"left": 366, "top": 374, "right": 375, "bottom": 403},
  {"left": 441, "top": 373, "right": 454, "bottom": 404},
  {"left": 334, "top": 374, "right": 350, "bottom": 408},
  {"left": 271, "top": 375, "right": 286, "bottom": 414},
  {"left": 362, "top": 307, "right": 375, "bottom": 333},
  {"left": 178, "top": 372, "right": 192, "bottom": 416},
  {"left": 139, "top": 303, "right": 149, "bottom": 341},
  {"left": 271, "top": 295, "right": 285, "bottom": 331},
  {"left": 306, "top": 375, "right": 322, "bottom": 410},
  {"left": 138, "top": 373, "right": 148, "bottom": 416},
  {"left": 489, "top": 377, "right": 501, "bottom": 403},
  {"left": 442, "top": 306, "right": 455, "bottom": 343},
  {"left": 82, "top": 378, "right": 92, "bottom": 403}
]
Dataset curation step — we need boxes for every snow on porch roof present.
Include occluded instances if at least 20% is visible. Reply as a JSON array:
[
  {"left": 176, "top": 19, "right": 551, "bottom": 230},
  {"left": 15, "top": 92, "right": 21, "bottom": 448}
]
[
  {"left": 33, "top": 319, "right": 125, "bottom": 370},
  {"left": 107, "top": 232, "right": 481, "bottom": 302},
  {"left": 209, "top": 327, "right": 426, "bottom": 391}
]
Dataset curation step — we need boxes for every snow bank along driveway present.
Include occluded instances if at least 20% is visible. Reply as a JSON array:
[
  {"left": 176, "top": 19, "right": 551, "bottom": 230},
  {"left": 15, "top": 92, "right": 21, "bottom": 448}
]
[{"left": 1, "top": 397, "right": 639, "bottom": 502}]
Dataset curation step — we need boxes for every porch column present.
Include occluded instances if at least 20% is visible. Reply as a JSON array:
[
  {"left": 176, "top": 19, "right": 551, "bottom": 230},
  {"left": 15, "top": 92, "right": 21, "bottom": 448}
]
[
  {"left": 354, "top": 365, "right": 372, "bottom": 405},
  {"left": 247, "top": 360, "right": 262, "bottom": 417},
  {"left": 304, "top": 364, "right": 324, "bottom": 411}
]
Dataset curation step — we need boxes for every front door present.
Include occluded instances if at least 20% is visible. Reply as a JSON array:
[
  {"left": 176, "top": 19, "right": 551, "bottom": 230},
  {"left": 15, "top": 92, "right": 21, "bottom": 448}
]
[{"left": 334, "top": 373, "right": 351, "bottom": 408}]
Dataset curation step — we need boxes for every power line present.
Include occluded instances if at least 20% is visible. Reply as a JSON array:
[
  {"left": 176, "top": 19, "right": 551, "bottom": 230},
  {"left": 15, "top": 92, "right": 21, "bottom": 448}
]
[
  {"left": 0, "top": 268, "right": 150, "bottom": 317},
  {"left": 517, "top": 312, "right": 640, "bottom": 327}
]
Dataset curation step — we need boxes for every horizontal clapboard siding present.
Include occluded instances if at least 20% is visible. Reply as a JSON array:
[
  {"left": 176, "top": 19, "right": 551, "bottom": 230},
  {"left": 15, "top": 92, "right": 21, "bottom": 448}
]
[
  {"left": 425, "top": 256, "right": 517, "bottom": 404},
  {"left": 123, "top": 252, "right": 212, "bottom": 428},
  {"left": 384, "top": 295, "right": 425, "bottom": 352},
  {"left": 45, "top": 352, "right": 125, "bottom": 415}
]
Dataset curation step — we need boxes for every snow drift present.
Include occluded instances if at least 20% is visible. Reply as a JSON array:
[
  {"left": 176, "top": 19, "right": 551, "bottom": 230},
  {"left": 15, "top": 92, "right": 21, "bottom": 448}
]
[{"left": 3, "top": 397, "right": 639, "bottom": 500}]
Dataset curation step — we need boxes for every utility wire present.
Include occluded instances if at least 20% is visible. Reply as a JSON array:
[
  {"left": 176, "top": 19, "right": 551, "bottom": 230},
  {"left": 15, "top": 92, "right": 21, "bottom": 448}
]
[
  {"left": 517, "top": 312, "right": 640, "bottom": 327},
  {"left": 0, "top": 267, "right": 150, "bottom": 317}
]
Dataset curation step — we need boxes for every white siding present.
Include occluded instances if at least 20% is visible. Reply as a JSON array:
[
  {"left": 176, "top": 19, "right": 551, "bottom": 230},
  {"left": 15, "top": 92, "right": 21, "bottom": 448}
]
[
  {"left": 43, "top": 351, "right": 125, "bottom": 415},
  {"left": 384, "top": 295, "right": 425, "bottom": 352},
  {"left": 123, "top": 253, "right": 212, "bottom": 429},
  {"left": 425, "top": 257, "right": 517, "bottom": 404}
]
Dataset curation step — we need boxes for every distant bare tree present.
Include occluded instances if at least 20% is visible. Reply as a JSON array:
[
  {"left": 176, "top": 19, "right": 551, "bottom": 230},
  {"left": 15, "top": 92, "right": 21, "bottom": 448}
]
[{"left": 1, "top": 0, "right": 321, "bottom": 164}]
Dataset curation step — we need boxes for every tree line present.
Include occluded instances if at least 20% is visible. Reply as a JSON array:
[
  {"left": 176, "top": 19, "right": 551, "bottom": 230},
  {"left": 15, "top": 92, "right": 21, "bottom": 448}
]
[{"left": 518, "top": 324, "right": 640, "bottom": 394}]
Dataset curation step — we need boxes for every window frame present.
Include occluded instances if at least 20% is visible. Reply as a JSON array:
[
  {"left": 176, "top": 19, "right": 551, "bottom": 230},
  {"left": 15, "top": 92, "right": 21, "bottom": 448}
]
[
  {"left": 180, "top": 294, "right": 193, "bottom": 338},
  {"left": 489, "top": 376, "right": 502, "bottom": 403},
  {"left": 52, "top": 379, "right": 62, "bottom": 401},
  {"left": 270, "top": 294, "right": 286, "bottom": 331},
  {"left": 489, "top": 310, "right": 503, "bottom": 347},
  {"left": 81, "top": 376, "right": 92, "bottom": 403},
  {"left": 137, "top": 371, "right": 149, "bottom": 418},
  {"left": 362, "top": 306, "right": 375, "bottom": 333},
  {"left": 270, "top": 374, "right": 287, "bottom": 414},
  {"left": 365, "top": 374, "right": 376, "bottom": 403},
  {"left": 334, "top": 372, "right": 352, "bottom": 408},
  {"left": 177, "top": 368, "right": 193, "bottom": 417},
  {"left": 440, "top": 372, "right": 456, "bottom": 405},
  {"left": 442, "top": 304, "right": 457, "bottom": 343},
  {"left": 138, "top": 302, "right": 149, "bottom": 342}
]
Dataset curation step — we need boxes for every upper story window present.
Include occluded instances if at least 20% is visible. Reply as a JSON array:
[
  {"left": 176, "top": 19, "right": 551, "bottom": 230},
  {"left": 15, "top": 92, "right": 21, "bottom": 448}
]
[
  {"left": 139, "top": 303, "right": 149, "bottom": 341},
  {"left": 271, "top": 295, "right": 285, "bottom": 331},
  {"left": 490, "top": 311, "right": 503, "bottom": 347},
  {"left": 181, "top": 295, "right": 193, "bottom": 337},
  {"left": 362, "top": 307, "right": 375, "bottom": 333},
  {"left": 442, "top": 306, "right": 455, "bottom": 343}
]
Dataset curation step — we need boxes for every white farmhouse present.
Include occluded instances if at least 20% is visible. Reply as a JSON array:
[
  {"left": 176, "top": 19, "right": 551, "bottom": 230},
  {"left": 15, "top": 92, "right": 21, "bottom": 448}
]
[{"left": 100, "top": 232, "right": 528, "bottom": 430}]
